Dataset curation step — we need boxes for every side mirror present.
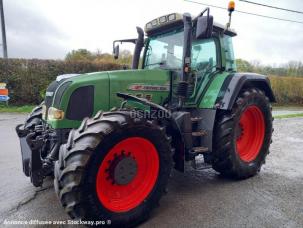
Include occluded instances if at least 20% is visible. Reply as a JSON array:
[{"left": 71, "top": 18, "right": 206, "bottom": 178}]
[
  {"left": 196, "top": 15, "right": 213, "bottom": 39},
  {"left": 113, "top": 45, "right": 120, "bottom": 59}
]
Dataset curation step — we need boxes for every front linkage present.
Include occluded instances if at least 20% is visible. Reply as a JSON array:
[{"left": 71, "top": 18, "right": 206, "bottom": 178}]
[{"left": 16, "top": 111, "right": 69, "bottom": 187}]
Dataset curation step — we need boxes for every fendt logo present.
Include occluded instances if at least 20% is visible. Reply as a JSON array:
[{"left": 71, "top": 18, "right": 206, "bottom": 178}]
[{"left": 128, "top": 84, "right": 169, "bottom": 92}]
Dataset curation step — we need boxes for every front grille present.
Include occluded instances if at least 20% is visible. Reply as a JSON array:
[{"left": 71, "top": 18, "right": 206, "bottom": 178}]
[{"left": 66, "top": 86, "right": 94, "bottom": 120}]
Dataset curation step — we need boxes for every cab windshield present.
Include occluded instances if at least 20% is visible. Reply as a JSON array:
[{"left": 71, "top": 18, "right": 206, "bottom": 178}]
[
  {"left": 143, "top": 29, "right": 219, "bottom": 73},
  {"left": 144, "top": 29, "right": 183, "bottom": 70}
]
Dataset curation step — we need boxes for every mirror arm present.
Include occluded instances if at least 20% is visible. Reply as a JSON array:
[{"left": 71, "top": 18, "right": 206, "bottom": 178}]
[
  {"left": 112, "top": 38, "right": 138, "bottom": 59},
  {"left": 113, "top": 39, "right": 137, "bottom": 45}
]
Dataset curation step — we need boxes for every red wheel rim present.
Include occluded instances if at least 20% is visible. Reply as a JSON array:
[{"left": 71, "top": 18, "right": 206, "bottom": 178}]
[
  {"left": 236, "top": 105, "right": 265, "bottom": 162},
  {"left": 96, "top": 137, "right": 159, "bottom": 212}
]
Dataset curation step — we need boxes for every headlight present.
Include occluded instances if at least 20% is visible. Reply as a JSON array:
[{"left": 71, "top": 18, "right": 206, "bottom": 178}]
[{"left": 48, "top": 107, "right": 64, "bottom": 120}]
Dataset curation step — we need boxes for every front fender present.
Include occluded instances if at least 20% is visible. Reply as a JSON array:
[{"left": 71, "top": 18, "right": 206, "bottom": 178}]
[{"left": 216, "top": 73, "right": 276, "bottom": 110}]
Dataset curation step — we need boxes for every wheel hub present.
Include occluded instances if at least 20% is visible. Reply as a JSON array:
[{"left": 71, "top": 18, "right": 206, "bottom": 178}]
[{"left": 106, "top": 151, "right": 138, "bottom": 185}]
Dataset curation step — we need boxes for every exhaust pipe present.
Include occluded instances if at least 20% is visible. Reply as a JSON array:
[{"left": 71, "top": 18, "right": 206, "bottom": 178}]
[{"left": 132, "top": 27, "right": 144, "bottom": 69}]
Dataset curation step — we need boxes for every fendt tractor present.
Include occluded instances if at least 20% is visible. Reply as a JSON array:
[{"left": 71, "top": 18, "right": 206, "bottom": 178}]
[{"left": 16, "top": 2, "right": 275, "bottom": 227}]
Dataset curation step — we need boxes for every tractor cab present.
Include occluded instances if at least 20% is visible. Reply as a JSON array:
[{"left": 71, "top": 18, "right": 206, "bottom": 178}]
[
  {"left": 143, "top": 13, "right": 237, "bottom": 73},
  {"left": 114, "top": 11, "right": 237, "bottom": 73},
  {"left": 142, "top": 13, "right": 238, "bottom": 105},
  {"left": 113, "top": 9, "right": 238, "bottom": 107}
]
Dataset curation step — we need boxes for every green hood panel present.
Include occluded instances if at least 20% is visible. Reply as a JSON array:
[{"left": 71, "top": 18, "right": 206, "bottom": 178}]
[
  {"left": 48, "top": 69, "right": 170, "bottom": 129},
  {"left": 108, "top": 69, "right": 170, "bottom": 108}
]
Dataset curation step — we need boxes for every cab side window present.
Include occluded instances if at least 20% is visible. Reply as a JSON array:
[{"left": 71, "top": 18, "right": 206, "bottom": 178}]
[
  {"left": 223, "top": 35, "right": 236, "bottom": 71},
  {"left": 191, "top": 38, "right": 217, "bottom": 74}
]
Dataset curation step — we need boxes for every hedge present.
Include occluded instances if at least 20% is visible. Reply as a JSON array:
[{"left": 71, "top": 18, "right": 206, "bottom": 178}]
[
  {"left": 269, "top": 76, "right": 303, "bottom": 105},
  {"left": 0, "top": 58, "right": 124, "bottom": 105},
  {"left": 0, "top": 59, "right": 302, "bottom": 106}
]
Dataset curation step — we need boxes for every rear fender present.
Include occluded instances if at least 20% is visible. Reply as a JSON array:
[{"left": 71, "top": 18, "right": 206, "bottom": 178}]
[{"left": 216, "top": 73, "right": 276, "bottom": 110}]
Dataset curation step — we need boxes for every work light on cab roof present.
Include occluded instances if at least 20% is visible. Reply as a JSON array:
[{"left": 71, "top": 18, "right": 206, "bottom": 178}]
[{"left": 145, "top": 13, "right": 183, "bottom": 33}]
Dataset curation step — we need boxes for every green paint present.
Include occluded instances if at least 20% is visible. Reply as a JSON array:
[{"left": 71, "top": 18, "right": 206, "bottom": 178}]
[
  {"left": 48, "top": 71, "right": 110, "bottom": 128},
  {"left": 184, "top": 71, "right": 229, "bottom": 109},
  {"left": 109, "top": 69, "right": 170, "bottom": 108},
  {"left": 47, "top": 69, "right": 170, "bottom": 129},
  {"left": 199, "top": 72, "right": 230, "bottom": 108}
]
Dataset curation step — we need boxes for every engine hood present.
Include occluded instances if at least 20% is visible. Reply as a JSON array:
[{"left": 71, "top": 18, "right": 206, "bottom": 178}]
[{"left": 46, "top": 69, "right": 170, "bottom": 129}]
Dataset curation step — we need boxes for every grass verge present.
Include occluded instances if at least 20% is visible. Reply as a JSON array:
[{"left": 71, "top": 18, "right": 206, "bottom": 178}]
[
  {"left": 0, "top": 105, "right": 35, "bottom": 113},
  {"left": 274, "top": 113, "right": 303, "bottom": 119}
]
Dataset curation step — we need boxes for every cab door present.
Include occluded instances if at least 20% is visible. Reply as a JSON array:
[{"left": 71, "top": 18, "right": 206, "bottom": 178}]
[{"left": 186, "top": 38, "right": 220, "bottom": 106}]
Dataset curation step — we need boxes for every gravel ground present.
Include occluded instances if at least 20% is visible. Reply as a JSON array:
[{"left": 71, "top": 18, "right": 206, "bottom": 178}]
[{"left": 0, "top": 113, "right": 302, "bottom": 227}]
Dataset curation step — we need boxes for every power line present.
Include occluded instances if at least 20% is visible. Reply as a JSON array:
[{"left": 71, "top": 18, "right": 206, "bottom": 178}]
[
  {"left": 239, "top": 0, "right": 303, "bottom": 15},
  {"left": 184, "top": 0, "right": 303, "bottom": 24}
]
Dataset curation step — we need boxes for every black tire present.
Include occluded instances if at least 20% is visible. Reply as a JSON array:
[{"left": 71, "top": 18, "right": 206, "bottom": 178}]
[
  {"left": 24, "top": 102, "right": 44, "bottom": 130},
  {"left": 54, "top": 111, "right": 173, "bottom": 227},
  {"left": 212, "top": 88, "right": 273, "bottom": 179}
]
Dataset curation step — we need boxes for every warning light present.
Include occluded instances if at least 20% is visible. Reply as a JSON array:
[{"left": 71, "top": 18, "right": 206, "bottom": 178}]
[{"left": 228, "top": 1, "right": 235, "bottom": 13}]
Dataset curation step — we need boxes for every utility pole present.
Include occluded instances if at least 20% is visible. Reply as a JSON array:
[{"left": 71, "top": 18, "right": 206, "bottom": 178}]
[{"left": 0, "top": 0, "right": 8, "bottom": 58}]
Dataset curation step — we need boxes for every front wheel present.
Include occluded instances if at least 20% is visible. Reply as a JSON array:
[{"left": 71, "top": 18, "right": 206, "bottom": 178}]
[
  {"left": 54, "top": 111, "right": 173, "bottom": 227},
  {"left": 212, "top": 88, "right": 273, "bottom": 179}
]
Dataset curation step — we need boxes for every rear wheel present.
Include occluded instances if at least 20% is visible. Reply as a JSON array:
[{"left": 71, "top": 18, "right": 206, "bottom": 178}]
[
  {"left": 54, "top": 111, "right": 173, "bottom": 227},
  {"left": 212, "top": 88, "right": 273, "bottom": 179}
]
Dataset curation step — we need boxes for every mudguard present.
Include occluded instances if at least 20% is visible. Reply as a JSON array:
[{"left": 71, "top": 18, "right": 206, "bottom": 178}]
[{"left": 216, "top": 73, "right": 276, "bottom": 110}]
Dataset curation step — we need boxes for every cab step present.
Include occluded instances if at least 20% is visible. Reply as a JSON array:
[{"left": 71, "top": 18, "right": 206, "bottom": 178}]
[
  {"left": 192, "top": 146, "right": 209, "bottom": 153},
  {"left": 191, "top": 117, "right": 203, "bottom": 122},
  {"left": 191, "top": 154, "right": 212, "bottom": 170},
  {"left": 192, "top": 130, "right": 207, "bottom": 137}
]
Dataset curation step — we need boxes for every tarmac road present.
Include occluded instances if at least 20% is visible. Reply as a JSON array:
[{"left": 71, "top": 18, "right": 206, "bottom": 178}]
[{"left": 0, "top": 113, "right": 303, "bottom": 227}]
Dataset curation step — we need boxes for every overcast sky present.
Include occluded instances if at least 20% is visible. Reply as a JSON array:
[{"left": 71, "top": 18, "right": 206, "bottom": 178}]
[{"left": 1, "top": 0, "right": 303, "bottom": 65}]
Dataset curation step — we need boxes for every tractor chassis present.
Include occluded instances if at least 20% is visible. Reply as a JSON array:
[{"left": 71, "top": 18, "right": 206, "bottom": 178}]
[{"left": 15, "top": 93, "right": 218, "bottom": 187}]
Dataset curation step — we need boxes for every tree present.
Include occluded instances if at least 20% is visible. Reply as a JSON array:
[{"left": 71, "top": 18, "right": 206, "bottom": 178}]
[
  {"left": 236, "top": 59, "right": 254, "bottom": 72},
  {"left": 65, "top": 49, "right": 94, "bottom": 61}
]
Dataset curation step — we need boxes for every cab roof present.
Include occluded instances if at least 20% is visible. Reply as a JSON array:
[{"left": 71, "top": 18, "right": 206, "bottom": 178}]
[{"left": 145, "top": 13, "right": 237, "bottom": 37}]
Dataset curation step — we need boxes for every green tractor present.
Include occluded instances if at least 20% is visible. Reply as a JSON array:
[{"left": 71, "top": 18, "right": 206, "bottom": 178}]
[{"left": 16, "top": 5, "right": 274, "bottom": 227}]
